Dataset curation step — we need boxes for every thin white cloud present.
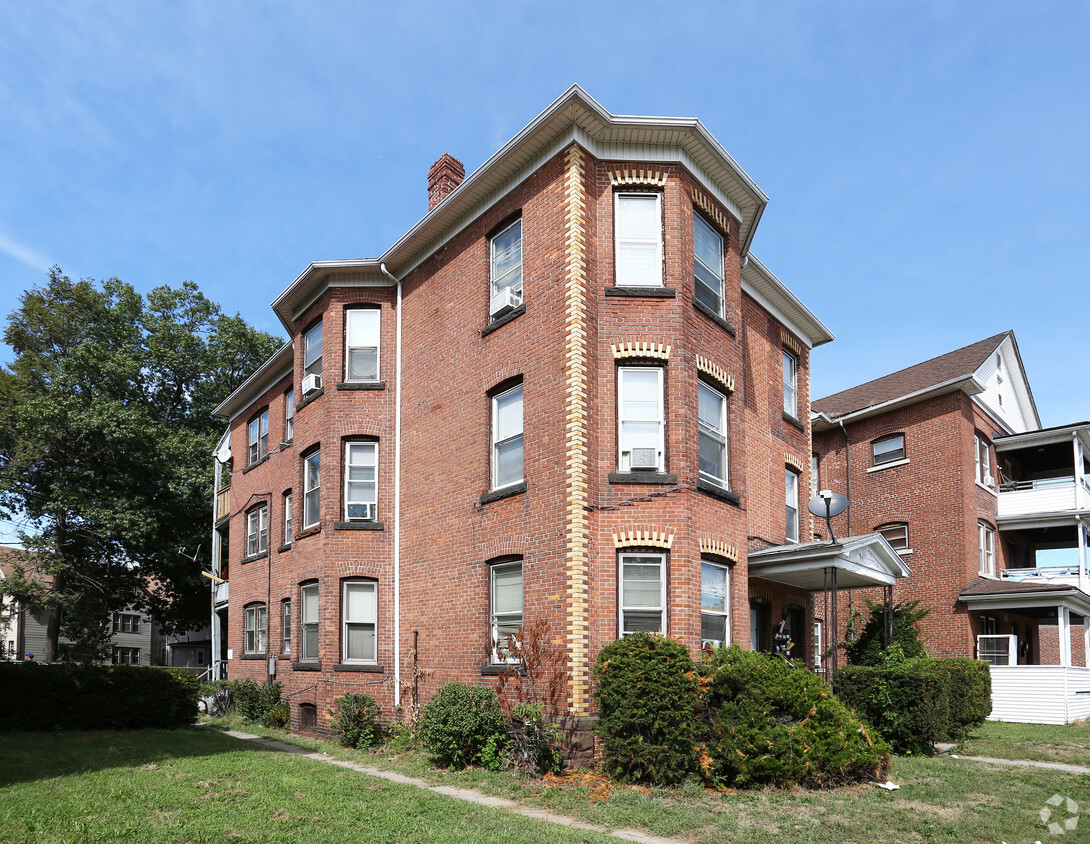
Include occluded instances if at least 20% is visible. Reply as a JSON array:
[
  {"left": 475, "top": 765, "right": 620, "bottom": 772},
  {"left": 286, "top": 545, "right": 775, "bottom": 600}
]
[{"left": 0, "top": 231, "right": 50, "bottom": 271}]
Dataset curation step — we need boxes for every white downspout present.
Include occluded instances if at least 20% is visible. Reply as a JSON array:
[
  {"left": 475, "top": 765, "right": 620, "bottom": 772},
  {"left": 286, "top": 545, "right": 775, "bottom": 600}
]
[{"left": 382, "top": 263, "right": 403, "bottom": 714}]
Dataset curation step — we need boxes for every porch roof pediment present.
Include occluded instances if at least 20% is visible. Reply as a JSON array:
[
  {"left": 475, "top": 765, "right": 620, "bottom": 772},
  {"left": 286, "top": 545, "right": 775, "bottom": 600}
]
[{"left": 747, "top": 534, "right": 911, "bottom": 592}]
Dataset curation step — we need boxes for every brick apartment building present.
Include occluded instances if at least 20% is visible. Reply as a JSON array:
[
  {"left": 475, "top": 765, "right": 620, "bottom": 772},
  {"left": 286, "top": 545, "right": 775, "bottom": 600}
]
[
  {"left": 209, "top": 86, "right": 909, "bottom": 739},
  {"left": 813, "top": 332, "right": 1090, "bottom": 723}
]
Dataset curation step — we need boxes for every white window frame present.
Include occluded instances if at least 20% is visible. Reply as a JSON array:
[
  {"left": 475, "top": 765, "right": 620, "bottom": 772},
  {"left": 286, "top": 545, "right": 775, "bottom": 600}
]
[
  {"left": 344, "top": 442, "right": 378, "bottom": 522},
  {"left": 490, "top": 561, "right": 524, "bottom": 664},
  {"left": 812, "top": 621, "right": 823, "bottom": 668},
  {"left": 697, "top": 381, "right": 728, "bottom": 488},
  {"left": 975, "top": 433, "right": 993, "bottom": 486},
  {"left": 785, "top": 469, "right": 799, "bottom": 543},
  {"left": 615, "top": 192, "right": 663, "bottom": 287},
  {"left": 693, "top": 213, "right": 725, "bottom": 316},
  {"left": 700, "top": 560, "right": 730, "bottom": 649},
  {"left": 244, "top": 605, "right": 266, "bottom": 654},
  {"left": 490, "top": 218, "right": 523, "bottom": 300},
  {"left": 873, "top": 434, "right": 906, "bottom": 466},
  {"left": 246, "top": 505, "right": 268, "bottom": 557},
  {"left": 303, "top": 320, "right": 323, "bottom": 378},
  {"left": 303, "top": 451, "right": 321, "bottom": 529},
  {"left": 811, "top": 454, "right": 820, "bottom": 497},
  {"left": 300, "top": 583, "right": 318, "bottom": 661},
  {"left": 617, "top": 367, "right": 665, "bottom": 472},
  {"left": 618, "top": 553, "right": 666, "bottom": 637},
  {"left": 342, "top": 581, "right": 377, "bottom": 664},
  {"left": 877, "top": 523, "right": 909, "bottom": 552},
  {"left": 248, "top": 410, "right": 269, "bottom": 465},
  {"left": 491, "top": 384, "right": 524, "bottom": 490},
  {"left": 782, "top": 349, "right": 798, "bottom": 418},
  {"left": 282, "top": 599, "right": 291, "bottom": 655},
  {"left": 283, "top": 492, "right": 293, "bottom": 545},
  {"left": 345, "top": 308, "right": 381, "bottom": 382},
  {"left": 284, "top": 390, "right": 294, "bottom": 442},
  {"left": 979, "top": 521, "right": 996, "bottom": 576}
]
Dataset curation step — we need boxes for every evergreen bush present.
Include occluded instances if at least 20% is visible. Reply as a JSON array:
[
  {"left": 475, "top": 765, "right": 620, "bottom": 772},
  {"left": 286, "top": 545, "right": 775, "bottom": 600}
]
[
  {"left": 702, "top": 647, "right": 890, "bottom": 787},
  {"left": 593, "top": 633, "right": 699, "bottom": 786},
  {"left": 230, "top": 679, "right": 285, "bottom": 727},
  {"left": 418, "top": 682, "right": 507, "bottom": 769},
  {"left": 845, "top": 600, "right": 929, "bottom": 666},
  {"left": 0, "top": 664, "right": 198, "bottom": 730},
  {"left": 933, "top": 658, "right": 991, "bottom": 739},
  {"left": 328, "top": 693, "right": 384, "bottom": 748}
]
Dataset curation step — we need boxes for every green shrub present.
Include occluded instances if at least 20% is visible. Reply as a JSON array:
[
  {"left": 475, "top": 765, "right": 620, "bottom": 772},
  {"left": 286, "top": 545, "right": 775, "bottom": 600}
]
[
  {"left": 702, "top": 646, "right": 889, "bottom": 788},
  {"left": 845, "top": 600, "right": 929, "bottom": 666},
  {"left": 230, "top": 679, "right": 285, "bottom": 726},
  {"left": 0, "top": 664, "right": 198, "bottom": 730},
  {"left": 509, "top": 702, "right": 564, "bottom": 776},
  {"left": 383, "top": 722, "right": 418, "bottom": 752},
  {"left": 419, "top": 682, "right": 507, "bottom": 769},
  {"left": 834, "top": 660, "right": 951, "bottom": 754},
  {"left": 594, "top": 633, "right": 699, "bottom": 786},
  {"left": 328, "top": 693, "right": 384, "bottom": 748},
  {"left": 933, "top": 658, "right": 991, "bottom": 739}
]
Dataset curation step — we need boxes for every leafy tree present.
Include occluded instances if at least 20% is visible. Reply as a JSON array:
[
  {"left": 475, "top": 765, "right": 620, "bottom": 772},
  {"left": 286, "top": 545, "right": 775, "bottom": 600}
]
[
  {"left": 844, "top": 599, "right": 930, "bottom": 666},
  {"left": 0, "top": 268, "right": 281, "bottom": 661}
]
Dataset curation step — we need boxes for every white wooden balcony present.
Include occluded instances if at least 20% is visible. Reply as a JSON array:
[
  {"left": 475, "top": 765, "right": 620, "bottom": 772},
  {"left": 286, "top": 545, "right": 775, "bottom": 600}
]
[
  {"left": 1000, "top": 566, "right": 1082, "bottom": 588},
  {"left": 213, "top": 580, "right": 229, "bottom": 606},
  {"left": 997, "top": 476, "right": 1090, "bottom": 520}
]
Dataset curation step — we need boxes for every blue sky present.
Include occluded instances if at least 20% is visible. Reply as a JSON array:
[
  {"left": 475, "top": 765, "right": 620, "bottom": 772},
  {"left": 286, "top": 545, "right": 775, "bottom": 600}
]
[{"left": 1, "top": 2, "right": 1088, "bottom": 539}]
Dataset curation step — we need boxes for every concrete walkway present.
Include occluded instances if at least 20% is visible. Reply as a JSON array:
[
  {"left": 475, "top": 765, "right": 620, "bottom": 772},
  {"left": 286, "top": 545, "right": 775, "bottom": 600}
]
[
  {"left": 220, "top": 729, "right": 683, "bottom": 844},
  {"left": 935, "top": 741, "right": 1090, "bottom": 775}
]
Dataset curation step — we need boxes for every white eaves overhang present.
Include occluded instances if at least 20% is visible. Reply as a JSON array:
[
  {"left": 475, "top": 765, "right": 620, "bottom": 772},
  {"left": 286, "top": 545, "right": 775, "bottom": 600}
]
[
  {"left": 270, "top": 85, "right": 772, "bottom": 334},
  {"left": 213, "top": 341, "right": 294, "bottom": 422},
  {"left": 741, "top": 255, "right": 834, "bottom": 349},
  {"left": 747, "top": 534, "right": 911, "bottom": 592},
  {"left": 959, "top": 587, "right": 1090, "bottom": 618}
]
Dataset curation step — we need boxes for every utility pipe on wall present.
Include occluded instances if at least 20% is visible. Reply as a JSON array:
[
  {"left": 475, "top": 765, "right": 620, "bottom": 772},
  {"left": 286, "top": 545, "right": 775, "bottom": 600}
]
[{"left": 381, "top": 262, "right": 403, "bottom": 713}]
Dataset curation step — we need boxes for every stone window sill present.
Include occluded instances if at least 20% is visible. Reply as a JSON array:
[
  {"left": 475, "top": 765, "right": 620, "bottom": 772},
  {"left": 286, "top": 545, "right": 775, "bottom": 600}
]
[
  {"left": 296, "top": 387, "right": 325, "bottom": 411},
  {"left": 608, "top": 472, "right": 678, "bottom": 485},
  {"left": 240, "top": 551, "right": 268, "bottom": 564},
  {"left": 480, "top": 664, "right": 525, "bottom": 676},
  {"left": 696, "top": 478, "right": 741, "bottom": 507},
  {"left": 240, "top": 653, "right": 266, "bottom": 661},
  {"left": 693, "top": 298, "right": 737, "bottom": 336},
  {"left": 604, "top": 286, "right": 676, "bottom": 298},
  {"left": 481, "top": 304, "right": 527, "bottom": 337},
  {"left": 336, "top": 381, "right": 386, "bottom": 391},
  {"left": 333, "top": 521, "right": 385, "bottom": 531},
  {"left": 241, "top": 455, "right": 269, "bottom": 475},
  {"left": 333, "top": 663, "right": 384, "bottom": 673},
  {"left": 479, "top": 482, "right": 527, "bottom": 506},
  {"left": 292, "top": 661, "right": 322, "bottom": 671},
  {"left": 782, "top": 412, "right": 805, "bottom": 432},
  {"left": 867, "top": 458, "right": 910, "bottom": 474}
]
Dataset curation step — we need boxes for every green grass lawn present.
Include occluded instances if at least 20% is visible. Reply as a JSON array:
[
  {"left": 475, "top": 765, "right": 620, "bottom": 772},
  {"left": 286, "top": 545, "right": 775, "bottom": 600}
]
[
  {"left": 2, "top": 721, "right": 1087, "bottom": 844},
  {"left": 954, "top": 719, "right": 1090, "bottom": 766}
]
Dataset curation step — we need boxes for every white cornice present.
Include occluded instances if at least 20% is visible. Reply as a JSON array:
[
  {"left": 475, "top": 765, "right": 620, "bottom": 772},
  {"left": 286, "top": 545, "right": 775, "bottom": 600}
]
[{"left": 213, "top": 341, "right": 294, "bottom": 421}]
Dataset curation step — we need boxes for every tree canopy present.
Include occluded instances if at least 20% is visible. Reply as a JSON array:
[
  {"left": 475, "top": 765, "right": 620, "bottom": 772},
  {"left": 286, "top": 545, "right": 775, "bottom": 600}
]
[{"left": 0, "top": 268, "right": 281, "bottom": 661}]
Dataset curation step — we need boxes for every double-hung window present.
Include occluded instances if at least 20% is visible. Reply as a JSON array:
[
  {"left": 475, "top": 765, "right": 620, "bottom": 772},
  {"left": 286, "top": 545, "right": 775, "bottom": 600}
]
[
  {"left": 300, "top": 583, "right": 318, "bottom": 661},
  {"left": 785, "top": 470, "right": 800, "bottom": 543},
  {"left": 618, "top": 367, "right": 664, "bottom": 472},
  {"left": 615, "top": 193, "right": 662, "bottom": 287},
  {"left": 342, "top": 581, "right": 377, "bottom": 663},
  {"left": 492, "top": 384, "right": 524, "bottom": 489},
  {"left": 619, "top": 553, "right": 666, "bottom": 636},
  {"left": 284, "top": 390, "right": 294, "bottom": 442},
  {"left": 490, "top": 219, "right": 523, "bottom": 316},
  {"left": 700, "top": 560, "right": 730, "bottom": 648},
  {"left": 782, "top": 350, "right": 798, "bottom": 418},
  {"left": 113, "top": 613, "right": 140, "bottom": 633},
  {"left": 282, "top": 599, "right": 292, "bottom": 654},
  {"left": 877, "top": 523, "right": 909, "bottom": 552},
  {"left": 344, "top": 442, "right": 378, "bottom": 521},
  {"left": 693, "top": 214, "right": 725, "bottom": 316},
  {"left": 303, "top": 451, "right": 321, "bottom": 528},
  {"left": 304, "top": 321, "right": 323, "bottom": 378},
  {"left": 345, "top": 309, "right": 380, "bottom": 382},
  {"left": 283, "top": 492, "right": 293, "bottom": 545},
  {"left": 246, "top": 505, "right": 268, "bottom": 557},
  {"left": 248, "top": 410, "right": 269, "bottom": 465},
  {"left": 979, "top": 522, "right": 995, "bottom": 576},
  {"left": 698, "top": 381, "right": 728, "bottom": 488},
  {"left": 873, "top": 434, "right": 906, "bottom": 466},
  {"left": 490, "top": 561, "right": 523, "bottom": 662},
  {"left": 244, "top": 605, "right": 266, "bottom": 654},
  {"left": 975, "top": 434, "right": 993, "bottom": 486}
]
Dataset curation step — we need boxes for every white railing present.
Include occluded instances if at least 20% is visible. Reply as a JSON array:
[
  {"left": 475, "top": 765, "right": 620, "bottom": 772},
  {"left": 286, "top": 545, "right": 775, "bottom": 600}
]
[
  {"left": 997, "top": 478, "right": 1086, "bottom": 518},
  {"left": 213, "top": 580, "right": 229, "bottom": 605},
  {"left": 1001, "top": 566, "right": 1081, "bottom": 586},
  {"left": 977, "top": 634, "right": 1017, "bottom": 666},
  {"left": 988, "top": 665, "right": 1090, "bottom": 725}
]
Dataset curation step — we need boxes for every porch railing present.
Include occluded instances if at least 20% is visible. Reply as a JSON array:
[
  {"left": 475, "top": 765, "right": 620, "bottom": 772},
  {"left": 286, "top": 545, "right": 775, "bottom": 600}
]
[
  {"left": 215, "top": 486, "right": 230, "bottom": 521},
  {"left": 977, "top": 634, "right": 1017, "bottom": 666}
]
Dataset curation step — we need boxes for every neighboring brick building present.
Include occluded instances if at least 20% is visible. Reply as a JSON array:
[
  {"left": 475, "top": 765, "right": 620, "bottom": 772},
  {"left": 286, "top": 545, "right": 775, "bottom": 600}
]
[
  {"left": 813, "top": 332, "right": 1090, "bottom": 724},
  {"left": 210, "top": 87, "right": 909, "bottom": 741}
]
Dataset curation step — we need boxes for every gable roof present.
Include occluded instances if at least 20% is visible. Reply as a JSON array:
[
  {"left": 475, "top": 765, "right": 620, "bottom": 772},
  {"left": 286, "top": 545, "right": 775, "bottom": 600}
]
[{"left": 812, "top": 331, "right": 1028, "bottom": 429}]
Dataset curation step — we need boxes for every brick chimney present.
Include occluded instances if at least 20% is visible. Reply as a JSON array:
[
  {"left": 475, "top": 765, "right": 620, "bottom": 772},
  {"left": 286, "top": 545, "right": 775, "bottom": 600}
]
[{"left": 427, "top": 152, "right": 465, "bottom": 211}]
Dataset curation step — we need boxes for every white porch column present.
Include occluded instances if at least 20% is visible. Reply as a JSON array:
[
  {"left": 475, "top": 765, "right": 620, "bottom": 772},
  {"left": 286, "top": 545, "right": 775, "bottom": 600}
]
[
  {"left": 1084, "top": 617, "right": 1090, "bottom": 668},
  {"left": 1078, "top": 520, "right": 1089, "bottom": 593},
  {"left": 1058, "top": 606, "right": 1072, "bottom": 667}
]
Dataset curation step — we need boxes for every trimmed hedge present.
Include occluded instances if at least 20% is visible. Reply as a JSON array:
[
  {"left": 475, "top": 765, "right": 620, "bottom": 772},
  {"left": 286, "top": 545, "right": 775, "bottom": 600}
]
[
  {"left": 594, "top": 633, "right": 699, "bottom": 786},
  {"left": 834, "top": 658, "right": 990, "bottom": 753},
  {"left": 0, "top": 663, "right": 199, "bottom": 730},
  {"left": 701, "top": 647, "right": 890, "bottom": 788}
]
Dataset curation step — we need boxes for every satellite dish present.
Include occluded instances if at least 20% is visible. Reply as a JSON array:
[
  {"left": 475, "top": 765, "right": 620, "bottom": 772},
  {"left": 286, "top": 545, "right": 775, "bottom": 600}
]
[
  {"left": 808, "top": 490, "right": 848, "bottom": 543},
  {"left": 808, "top": 491, "right": 848, "bottom": 518}
]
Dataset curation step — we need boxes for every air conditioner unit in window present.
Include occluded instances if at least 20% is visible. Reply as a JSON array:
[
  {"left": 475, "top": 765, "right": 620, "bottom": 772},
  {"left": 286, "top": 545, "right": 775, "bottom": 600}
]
[
  {"left": 347, "top": 503, "right": 376, "bottom": 521},
  {"left": 490, "top": 287, "right": 522, "bottom": 319},
  {"left": 302, "top": 373, "right": 322, "bottom": 395},
  {"left": 630, "top": 448, "right": 658, "bottom": 470}
]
